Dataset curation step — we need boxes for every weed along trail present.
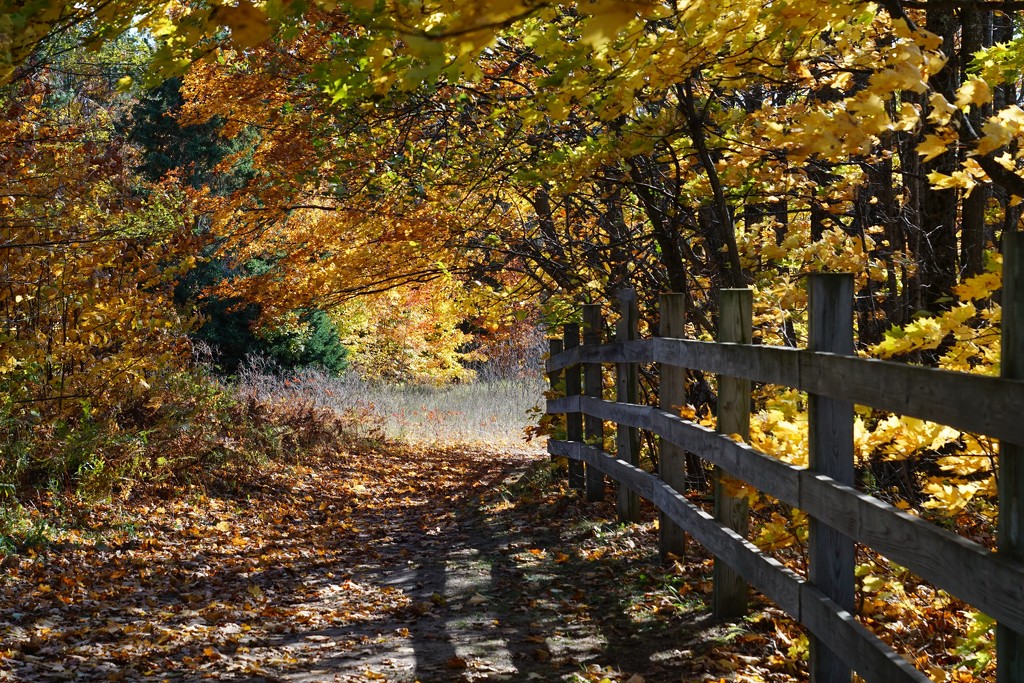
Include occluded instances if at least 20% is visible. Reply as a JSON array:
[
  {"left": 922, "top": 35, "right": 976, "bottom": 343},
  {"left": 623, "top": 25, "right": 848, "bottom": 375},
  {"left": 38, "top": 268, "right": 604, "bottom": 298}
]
[{"left": 0, "top": 435, "right": 809, "bottom": 683}]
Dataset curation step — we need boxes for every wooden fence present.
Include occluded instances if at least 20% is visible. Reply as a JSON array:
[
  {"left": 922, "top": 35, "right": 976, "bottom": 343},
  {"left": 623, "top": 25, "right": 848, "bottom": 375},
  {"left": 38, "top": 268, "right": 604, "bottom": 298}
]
[{"left": 545, "top": 233, "right": 1024, "bottom": 683}]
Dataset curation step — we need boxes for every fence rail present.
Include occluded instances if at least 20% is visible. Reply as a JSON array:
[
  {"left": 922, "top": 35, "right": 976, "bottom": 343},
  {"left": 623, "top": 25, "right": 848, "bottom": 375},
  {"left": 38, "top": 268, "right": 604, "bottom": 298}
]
[
  {"left": 544, "top": 233, "right": 1024, "bottom": 683},
  {"left": 548, "top": 339, "right": 1024, "bottom": 445}
]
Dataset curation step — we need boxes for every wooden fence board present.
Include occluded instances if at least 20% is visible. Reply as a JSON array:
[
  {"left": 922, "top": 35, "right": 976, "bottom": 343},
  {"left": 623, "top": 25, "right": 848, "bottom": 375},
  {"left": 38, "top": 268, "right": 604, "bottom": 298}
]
[
  {"left": 650, "top": 337, "right": 798, "bottom": 386},
  {"left": 798, "top": 586, "right": 929, "bottom": 683},
  {"left": 548, "top": 439, "right": 930, "bottom": 683},
  {"left": 548, "top": 395, "right": 1024, "bottom": 634},
  {"left": 807, "top": 274, "right": 856, "bottom": 683},
  {"left": 714, "top": 289, "right": 753, "bottom": 620},
  {"left": 556, "top": 396, "right": 802, "bottom": 503},
  {"left": 546, "top": 339, "right": 563, "bottom": 464},
  {"left": 795, "top": 352, "right": 1024, "bottom": 447},
  {"left": 800, "top": 474, "right": 1024, "bottom": 634},
  {"left": 999, "top": 230, "right": 1024, "bottom": 682},
  {"left": 563, "top": 324, "right": 584, "bottom": 490},
  {"left": 547, "top": 276, "right": 1024, "bottom": 682},
  {"left": 616, "top": 290, "right": 641, "bottom": 522},
  {"left": 583, "top": 304, "right": 605, "bottom": 502},
  {"left": 548, "top": 340, "right": 1024, "bottom": 445},
  {"left": 547, "top": 439, "right": 801, "bottom": 615},
  {"left": 658, "top": 292, "right": 689, "bottom": 559},
  {"left": 547, "top": 339, "right": 649, "bottom": 370}
]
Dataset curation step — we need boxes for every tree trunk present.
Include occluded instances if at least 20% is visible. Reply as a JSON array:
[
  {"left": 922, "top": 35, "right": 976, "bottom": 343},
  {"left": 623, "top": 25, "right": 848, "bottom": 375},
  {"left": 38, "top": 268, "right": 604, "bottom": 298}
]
[
  {"left": 679, "top": 79, "right": 747, "bottom": 288},
  {"left": 960, "top": 2, "right": 992, "bottom": 279},
  {"left": 916, "top": 3, "right": 961, "bottom": 310}
]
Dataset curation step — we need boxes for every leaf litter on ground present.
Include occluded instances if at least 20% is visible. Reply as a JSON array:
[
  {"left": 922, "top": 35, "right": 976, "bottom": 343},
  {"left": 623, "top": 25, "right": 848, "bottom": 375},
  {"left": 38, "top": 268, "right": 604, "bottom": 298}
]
[{"left": 0, "top": 435, "right": 988, "bottom": 682}]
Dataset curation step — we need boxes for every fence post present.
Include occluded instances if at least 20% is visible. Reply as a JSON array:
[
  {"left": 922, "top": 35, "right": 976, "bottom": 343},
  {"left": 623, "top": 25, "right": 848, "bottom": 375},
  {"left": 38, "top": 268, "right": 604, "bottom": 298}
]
[
  {"left": 548, "top": 338, "right": 564, "bottom": 466},
  {"left": 713, "top": 288, "right": 753, "bottom": 620},
  {"left": 807, "top": 273, "right": 855, "bottom": 683},
  {"left": 582, "top": 304, "right": 606, "bottom": 502},
  {"left": 659, "top": 292, "right": 688, "bottom": 559},
  {"left": 999, "top": 231, "right": 1024, "bottom": 683},
  {"left": 616, "top": 289, "right": 641, "bottom": 522},
  {"left": 564, "top": 322, "right": 584, "bottom": 491}
]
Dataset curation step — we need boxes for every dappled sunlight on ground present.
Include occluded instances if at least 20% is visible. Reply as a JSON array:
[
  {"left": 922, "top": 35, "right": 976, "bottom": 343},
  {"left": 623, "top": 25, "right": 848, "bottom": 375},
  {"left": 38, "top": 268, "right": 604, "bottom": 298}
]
[{"left": 0, "top": 442, "right": 807, "bottom": 682}]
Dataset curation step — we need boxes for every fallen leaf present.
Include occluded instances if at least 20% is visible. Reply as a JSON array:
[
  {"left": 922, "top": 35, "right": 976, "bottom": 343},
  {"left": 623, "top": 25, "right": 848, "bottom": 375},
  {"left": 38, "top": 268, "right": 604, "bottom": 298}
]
[
  {"left": 445, "top": 656, "right": 468, "bottom": 669},
  {"left": 466, "top": 593, "right": 489, "bottom": 606}
]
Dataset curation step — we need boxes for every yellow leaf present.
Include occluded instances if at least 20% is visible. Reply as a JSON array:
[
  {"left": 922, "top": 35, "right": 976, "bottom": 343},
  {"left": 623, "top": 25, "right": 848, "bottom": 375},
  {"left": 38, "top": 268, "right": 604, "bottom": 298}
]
[
  {"left": 953, "top": 271, "right": 1001, "bottom": 302},
  {"left": 915, "top": 28, "right": 945, "bottom": 52},
  {"left": 217, "top": 1, "right": 272, "bottom": 49},
  {"left": 870, "top": 61, "right": 926, "bottom": 95},
  {"left": 676, "top": 403, "right": 697, "bottom": 420},
  {"left": 848, "top": 93, "right": 890, "bottom": 131},
  {"left": 917, "top": 134, "right": 951, "bottom": 162},
  {"left": 927, "top": 93, "right": 957, "bottom": 126},
  {"left": 955, "top": 78, "right": 993, "bottom": 110},
  {"left": 977, "top": 116, "right": 1015, "bottom": 156},
  {"left": 926, "top": 170, "right": 971, "bottom": 191},
  {"left": 893, "top": 102, "right": 920, "bottom": 131},
  {"left": 999, "top": 104, "right": 1024, "bottom": 126},
  {"left": 862, "top": 573, "right": 886, "bottom": 593},
  {"left": 581, "top": 2, "right": 637, "bottom": 51}
]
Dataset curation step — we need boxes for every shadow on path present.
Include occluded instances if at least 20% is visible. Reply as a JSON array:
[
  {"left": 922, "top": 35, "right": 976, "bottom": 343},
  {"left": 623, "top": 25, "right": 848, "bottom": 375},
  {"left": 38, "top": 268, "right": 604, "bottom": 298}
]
[
  {"left": 0, "top": 443, "right": 791, "bottom": 682},
  {"left": 258, "top": 447, "right": 739, "bottom": 682}
]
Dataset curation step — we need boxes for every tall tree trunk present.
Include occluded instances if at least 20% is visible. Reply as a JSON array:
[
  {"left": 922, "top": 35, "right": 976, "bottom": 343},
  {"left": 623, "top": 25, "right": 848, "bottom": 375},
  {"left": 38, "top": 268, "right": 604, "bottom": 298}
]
[
  {"left": 680, "top": 79, "right": 747, "bottom": 288},
  {"left": 960, "top": 3, "right": 992, "bottom": 279},
  {"left": 526, "top": 188, "right": 576, "bottom": 291},
  {"left": 916, "top": 3, "right": 961, "bottom": 310},
  {"left": 992, "top": 11, "right": 1024, "bottom": 235},
  {"left": 627, "top": 154, "right": 689, "bottom": 294},
  {"left": 598, "top": 169, "right": 635, "bottom": 295}
]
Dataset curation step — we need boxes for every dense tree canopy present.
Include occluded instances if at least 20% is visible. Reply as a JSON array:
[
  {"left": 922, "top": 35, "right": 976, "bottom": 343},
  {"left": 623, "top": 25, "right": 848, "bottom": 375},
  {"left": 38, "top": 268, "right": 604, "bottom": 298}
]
[
  {"left": 1, "top": 0, "right": 1021, "bottom": 507},
  {"left": 2, "top": 0, "right": 1020, "bottom": 362}
]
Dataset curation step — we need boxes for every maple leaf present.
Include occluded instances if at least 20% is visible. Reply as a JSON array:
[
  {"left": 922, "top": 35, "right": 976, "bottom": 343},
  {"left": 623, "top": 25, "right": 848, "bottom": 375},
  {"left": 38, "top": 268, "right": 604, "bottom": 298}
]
[
  {"left": 917, "top": 134, "right": 952, "bottom": 162},
  {"left": 955, "top": 78, "right": 993, "bottom": 110},
  {"left": 215, "top": 1, "right": 273, "bottom": 49},
  {"left": 953, "top": 271, "right": 1001, "bottom": 302},
  {"left": 927, "top": 93, "right": 958, "bottom": 126}
]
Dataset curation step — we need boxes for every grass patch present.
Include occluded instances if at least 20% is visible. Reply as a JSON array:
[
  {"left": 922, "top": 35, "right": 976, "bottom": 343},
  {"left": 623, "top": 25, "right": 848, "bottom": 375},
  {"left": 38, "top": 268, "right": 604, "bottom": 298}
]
[{"left": 236, "top": 364, "right": 546, "bottom": 449}]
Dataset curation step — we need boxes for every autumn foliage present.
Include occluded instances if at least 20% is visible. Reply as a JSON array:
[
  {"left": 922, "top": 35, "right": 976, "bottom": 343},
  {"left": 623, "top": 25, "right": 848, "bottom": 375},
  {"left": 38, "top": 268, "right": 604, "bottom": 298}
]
[{"left": 2, "top": 1, "right": 1024, "bottom": 679}]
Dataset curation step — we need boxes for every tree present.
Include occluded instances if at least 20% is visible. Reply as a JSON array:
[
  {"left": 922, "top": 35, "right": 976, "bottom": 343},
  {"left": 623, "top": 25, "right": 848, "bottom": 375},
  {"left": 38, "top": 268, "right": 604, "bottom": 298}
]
[{"left": 0, "top": 33, "right": 196, "bottom": 415}]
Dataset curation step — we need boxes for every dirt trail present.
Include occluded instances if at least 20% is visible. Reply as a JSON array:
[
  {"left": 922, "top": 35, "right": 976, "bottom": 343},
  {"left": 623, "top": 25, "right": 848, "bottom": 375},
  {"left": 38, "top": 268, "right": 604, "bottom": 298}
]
[{"left": 0, "top": 444, "right": 797, "bottom": 682}]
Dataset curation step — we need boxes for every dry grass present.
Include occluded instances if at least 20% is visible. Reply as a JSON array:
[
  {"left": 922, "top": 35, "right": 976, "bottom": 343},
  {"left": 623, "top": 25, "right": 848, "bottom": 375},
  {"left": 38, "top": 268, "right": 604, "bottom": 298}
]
[{"left": 236, "top": 359, "right": 547, "bottom": 451}]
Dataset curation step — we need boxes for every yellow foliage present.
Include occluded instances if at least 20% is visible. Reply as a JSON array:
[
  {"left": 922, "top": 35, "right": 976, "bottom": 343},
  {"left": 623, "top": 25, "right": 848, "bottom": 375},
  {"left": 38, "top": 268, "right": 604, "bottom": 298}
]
[
  {"left": 335, "top": 282, "right": 480, "bottom": 385},
  {"left": 921, "top": 481, "right": 989, "bottom": 515},
  {"left": 917, "top": 134, "right": 953, "bottom": 163},
  {"left": 955, "top": 78, "right": 993, "bottom": 110},
  {"left": 216, "top": 1, "right": 272, "bottom": 49},
  {"left": 749, "top": 390, "right": 808, "bottom": 468},
  {"left": 873, "top": 256, "right": 1001, "bottom": 375},
  {"left": 0, "top": 74, "right": 196, "bottom": 420}
]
